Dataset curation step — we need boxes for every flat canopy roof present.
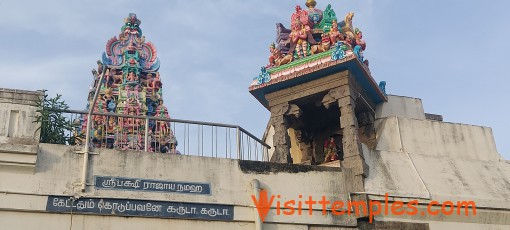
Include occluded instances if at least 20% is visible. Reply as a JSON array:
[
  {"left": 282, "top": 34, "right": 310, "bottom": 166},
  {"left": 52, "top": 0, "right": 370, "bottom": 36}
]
[{"left": 249, "top": 53, "right": 387, "bottom": 109}]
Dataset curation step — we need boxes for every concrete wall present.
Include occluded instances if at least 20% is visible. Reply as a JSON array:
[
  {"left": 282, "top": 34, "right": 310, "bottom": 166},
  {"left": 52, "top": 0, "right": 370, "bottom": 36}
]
[
  {"left": 373, "top": 117, "right": 501, "bottom": 162},
  {"left": 0, "top": 143, "right": 360, "bottom": 229},
  {"left": 398, "top": 118, "right": 501, "bottom": 161},
  {"left": 0, "top": 211, "right": 308, "bottom": 230},
  {"left": 0, "top": 88, "right": 43, "bottom": 168},
  {"left": 364, "top": 117, "right": 510, "bottom": 205},
  {"left": 366, "top": 94, "right": 510, "bottom": 229},
  {"left": 0, "top": 88, "right": 42, "bottom": 142},
  {"left": 364, "top": 116, "right": 510, "bottom": 229},
  {"left": 375, "top": 95, "right": 425, "bottom": 120}
]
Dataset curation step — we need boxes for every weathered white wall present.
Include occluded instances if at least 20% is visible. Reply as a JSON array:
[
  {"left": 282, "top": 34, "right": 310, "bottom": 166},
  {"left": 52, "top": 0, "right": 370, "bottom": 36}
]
[
  {"left": 0, "top": 211, "right": 309, "bottom": 230},
  {"left": 428, "top": 221, "right": 510, "bottom": 230},
  {"left": 365, "top": 116, "right": 510, "bottom": 227},
  {"left": 375, "top": 95, "right": 426, "bottom": 120},
  {"left": 398, "top": 118, "right": 501, "bottom": 161},
  {"left": 0, "top": 88, "right": 42, "bottom": 143},
  {"left": 367, "top": 116, "right": 510, "bottom": 205},
  {"left": 0, "top": 143, "right": 359, "bottom": 229},
  {"left": 0, "top": 88, "right": 43, "bottom": 168},
  {"left": 374, "top": 216, "right": 510, "bottom": 230},
  {"left": 369, "top": 94, "right": 509, "bottom": 227}
]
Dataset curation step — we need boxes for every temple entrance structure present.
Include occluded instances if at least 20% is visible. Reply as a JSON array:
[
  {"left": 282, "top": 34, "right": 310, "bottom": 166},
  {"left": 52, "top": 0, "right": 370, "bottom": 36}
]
[{"left": 250, "top": 0, "right": 387, "bottom": 191}]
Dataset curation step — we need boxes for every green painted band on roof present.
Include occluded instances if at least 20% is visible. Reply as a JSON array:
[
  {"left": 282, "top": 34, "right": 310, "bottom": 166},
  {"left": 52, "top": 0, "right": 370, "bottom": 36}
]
[{"left": 267, "top": 50, "right": 334, "bottom": 74}]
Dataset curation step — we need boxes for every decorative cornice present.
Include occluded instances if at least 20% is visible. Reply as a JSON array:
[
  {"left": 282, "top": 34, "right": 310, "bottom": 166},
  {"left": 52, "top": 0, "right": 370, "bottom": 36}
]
[{"left": 250, "top": 52, "right": 355, "bottom": 91}]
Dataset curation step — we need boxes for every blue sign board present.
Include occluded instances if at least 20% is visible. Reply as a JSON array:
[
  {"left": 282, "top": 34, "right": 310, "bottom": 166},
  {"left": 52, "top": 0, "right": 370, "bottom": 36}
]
[
  {"left": 46, "top": 196, "right": 234, "bottom": 221},
  {"left": 95, "top": 176, "right": 211, "bottom": 195}
]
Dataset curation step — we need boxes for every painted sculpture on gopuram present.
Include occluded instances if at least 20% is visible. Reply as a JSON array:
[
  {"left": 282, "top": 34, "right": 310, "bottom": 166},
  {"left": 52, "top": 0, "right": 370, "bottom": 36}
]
[
  {"left": 74, "top": 13, "right": 177, "bottom": 153},
  {"left": 256, "top": 0, "right": 368, "bottom": 85}
]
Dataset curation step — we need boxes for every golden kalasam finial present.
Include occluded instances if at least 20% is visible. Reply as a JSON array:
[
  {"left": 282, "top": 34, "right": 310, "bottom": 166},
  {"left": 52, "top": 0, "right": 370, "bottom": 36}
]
[{"left": 306, "top": 0, "right": 317, "bottom": 9}]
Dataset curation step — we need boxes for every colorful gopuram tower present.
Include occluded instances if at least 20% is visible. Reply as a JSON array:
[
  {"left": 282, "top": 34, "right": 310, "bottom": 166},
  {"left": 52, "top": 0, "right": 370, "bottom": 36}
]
[
  {"left": 250, "top": 0, "right": 386, "bottom": 171},
  {"left": 78, "top": 13, "right": 175, "bottom": 152}
]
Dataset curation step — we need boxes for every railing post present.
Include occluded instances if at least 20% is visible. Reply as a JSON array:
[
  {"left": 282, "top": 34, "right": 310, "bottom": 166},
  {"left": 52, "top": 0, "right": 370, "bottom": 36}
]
[
  {"left": 144, "top": 117, "right": 150, "bottom": 152},
  {"left": 236, "top": 127, "right": 241, "bottom": 160},
  {"left": 80, "top": 67, "right": 107, "bottom": 192}
]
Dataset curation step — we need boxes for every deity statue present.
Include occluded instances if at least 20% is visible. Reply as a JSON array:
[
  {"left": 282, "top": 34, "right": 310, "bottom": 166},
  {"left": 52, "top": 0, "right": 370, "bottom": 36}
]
[
  {"left": 291, "top": 5, "right": 309, "bottom": 28},
  {"left": 290, "top": 19, "right": 311, "bottom": 59},
  {"left": 159, "top": 120, "right": 170, "bottom": 136},
  {"left": 267, "top": 43, "right": 279, "bottom": 68},
  {"left": 344, "top": 31, "right": 355, "bottom": 49},
  {"left": 328, "top": 20, "right": 345, "bottom": 44},
  {"left": 106, "top": 117, "right": 117, "bottom": 134},
  {"left": 93, "top": 123, "right": 105, "bottom": 143},
  {"left": 276, "top": 53, "right": 293, "bottom": 67},
  {"left": 142, "top": 73, "right": 153, "bottom": 87},
  {"left": 102, "top": 88, "right": 116, "bottom": 112},
  {"left": 311, "top": 33, "right": 332, "bottom": 55},
  {"left": 151, "top": 72, "right": 162, "bottom": 90},
  {"left": 126, "top": 71, "right": 138, "bottom": 82},
  {"left": 103, "top": 88, "right": 114, "bottom": 101},
  {"left": 353, "top": 28, "right": 366, "bottom": 62},
  {"left": 154, "top": 104, "right": 170, "bottom": 136},
  {"left": 324, "top": 137, "right": 340, "bottom": 163},
  {"left": 266, "top": 42, "right": 294, "bottom": 68},
  {"left": 354, "top": 28, "right": 366, "bottom": 50}
]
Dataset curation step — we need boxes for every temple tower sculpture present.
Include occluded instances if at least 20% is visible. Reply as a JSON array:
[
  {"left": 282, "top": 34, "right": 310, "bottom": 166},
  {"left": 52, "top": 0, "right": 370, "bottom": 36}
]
[
  {"left": 251, "top": 1, "right": 387, "bottom": 192},
  {"left": 77, "top": 13, "right": 175, "bottom": 153}
]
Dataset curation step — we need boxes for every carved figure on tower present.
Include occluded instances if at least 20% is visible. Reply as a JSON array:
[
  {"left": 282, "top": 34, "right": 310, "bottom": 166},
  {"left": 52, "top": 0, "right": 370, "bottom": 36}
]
[
  {"left": 353, "top": 28, "right": 366, "bottom": 62},
  {"left": 290, "top": 19, "right": 310, "bottom": 58},
  {"left": 329, "top": 20, "right": 345, "bottom": 44},
  {"left": 310, "top": 33, "right": 331, "bottom": 55},
  {"left": 267, "top": 43, "right": 278, "bottom": 68}
]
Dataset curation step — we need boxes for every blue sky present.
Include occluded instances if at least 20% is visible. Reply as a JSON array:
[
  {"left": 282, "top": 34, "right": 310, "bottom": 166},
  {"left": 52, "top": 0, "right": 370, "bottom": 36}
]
[{"left": 1, "top": 0, "right": 508, "bottom": 160}]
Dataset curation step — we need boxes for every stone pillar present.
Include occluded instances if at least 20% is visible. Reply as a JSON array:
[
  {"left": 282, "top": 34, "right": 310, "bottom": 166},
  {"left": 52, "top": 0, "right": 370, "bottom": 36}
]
[
  {"left": 322, "top": 81, "right": 369, "bottom": 192},
  {"left": 269, "top": 104, "right": 301, "bottom": 163},
  {"left": 339, "top": 95, "right": 368, "bottom": 177},
  {"left": 270, "top": 114, "right": 291, "bottom": 163}
]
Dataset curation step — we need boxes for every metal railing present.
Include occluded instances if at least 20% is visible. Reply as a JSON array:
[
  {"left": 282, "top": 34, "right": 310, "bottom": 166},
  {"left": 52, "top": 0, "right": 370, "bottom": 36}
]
[{"left": 55, "top": 109, "right": 270, "bottom": 162}]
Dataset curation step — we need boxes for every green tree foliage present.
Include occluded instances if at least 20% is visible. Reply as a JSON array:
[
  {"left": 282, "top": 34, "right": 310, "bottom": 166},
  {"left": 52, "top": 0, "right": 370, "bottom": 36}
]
[{"left": 34, "top": 90, "right": 73, "bottom": 144}]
